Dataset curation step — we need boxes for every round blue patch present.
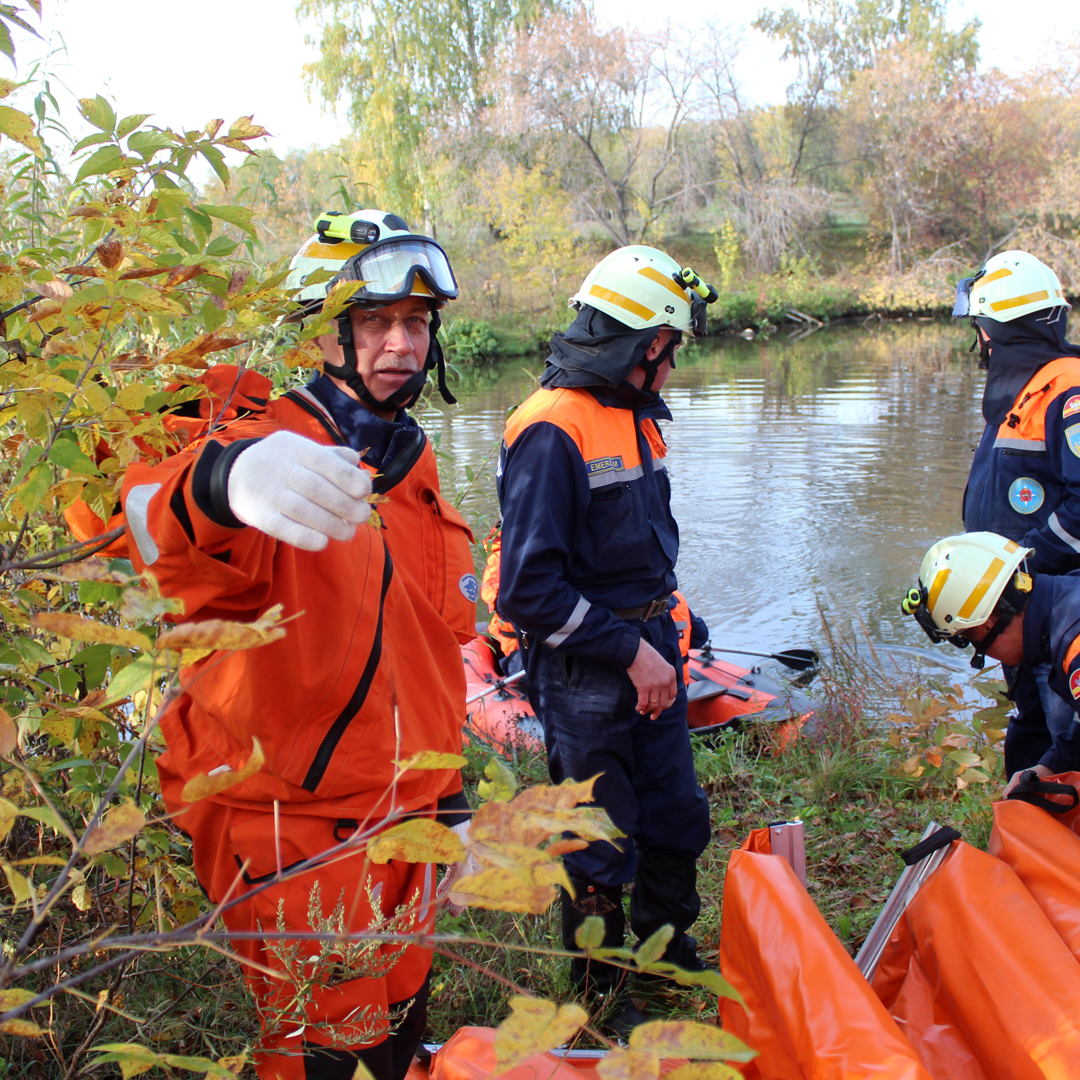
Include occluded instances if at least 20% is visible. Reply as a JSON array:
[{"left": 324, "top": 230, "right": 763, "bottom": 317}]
[
  {"left": 459, "top": 573, "right": 479, "bottom": 603},
  {"left": 1008, "top": 477, "right": 1044, "bottom": 515}
]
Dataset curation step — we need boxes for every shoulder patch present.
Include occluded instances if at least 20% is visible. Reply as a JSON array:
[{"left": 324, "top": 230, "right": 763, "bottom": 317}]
[
  {"left": 1008, "top": 477, "right": 1045, "bottom": 515},
  {"left": 1070, "top": 668, "right": 1080, "bottom": 700},
  {"left": 1064, "top": 394, "right": 1080, "bottom": 419},
  {"left": 1067, "top": 423, "right": 1080, "bottom": 459},
  {"left": 458, "top": 573, "right": 479, "bottom": 603},
  {"left": 586, "top": 456, "right": 624, "bottom": 476}
]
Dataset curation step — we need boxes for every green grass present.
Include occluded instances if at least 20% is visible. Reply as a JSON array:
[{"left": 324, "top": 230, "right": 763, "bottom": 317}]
[{"left": 0, "top": 651, "right": 998, "bottom": 1071}]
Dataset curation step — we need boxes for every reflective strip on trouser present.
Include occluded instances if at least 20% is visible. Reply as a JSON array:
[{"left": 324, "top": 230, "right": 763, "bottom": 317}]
[
  {"left": 525, "top": 615, "right": 710, "bottom": 890},
  {"left": 175, "top": 795, "right": 435, "bottom": 1078}
]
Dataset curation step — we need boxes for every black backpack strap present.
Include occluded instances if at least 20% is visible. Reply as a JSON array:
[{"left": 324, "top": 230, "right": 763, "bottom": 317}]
[{"left": 1006, "top": 771, "right": 1080, "bottom": 815}]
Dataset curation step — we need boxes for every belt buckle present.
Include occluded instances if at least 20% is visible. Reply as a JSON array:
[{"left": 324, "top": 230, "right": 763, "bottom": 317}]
[{"left": 643, "top": 597, "right": 668, "bottom": 620}]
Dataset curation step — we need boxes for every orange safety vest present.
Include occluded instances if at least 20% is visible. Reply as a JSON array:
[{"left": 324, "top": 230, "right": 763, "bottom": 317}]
[
  {"left": 671, "top": 589, "right": 692, "bottom": 685},
  {"left": 480, "top": 527, "right": 518, "bottom": 656}
]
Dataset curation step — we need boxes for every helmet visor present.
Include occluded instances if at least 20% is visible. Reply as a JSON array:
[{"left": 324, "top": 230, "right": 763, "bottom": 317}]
[
  {"left": 336, "top": 237, "right": 459, "bottom": 303},
  {"left": 951, "top": 276, "right": 976, "bottom": 317}
]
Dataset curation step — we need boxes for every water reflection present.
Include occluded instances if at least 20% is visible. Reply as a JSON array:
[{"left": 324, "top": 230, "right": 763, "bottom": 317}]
[{"left": 426, "top": 320, "right": 990, "bottom": 660}]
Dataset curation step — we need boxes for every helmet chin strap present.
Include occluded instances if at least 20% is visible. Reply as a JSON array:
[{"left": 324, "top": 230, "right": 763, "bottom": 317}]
[
  {"left": 324, "top": 307, "right": 457, "bottom": 411},
  {"left": 638, "top": 331, "right": 682, "bottom": 393}
]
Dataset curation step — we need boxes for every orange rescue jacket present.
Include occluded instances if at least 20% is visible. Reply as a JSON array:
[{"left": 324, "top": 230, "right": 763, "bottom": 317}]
[{"left": 122, "top": 391, "right": 466, "bottom": 819}]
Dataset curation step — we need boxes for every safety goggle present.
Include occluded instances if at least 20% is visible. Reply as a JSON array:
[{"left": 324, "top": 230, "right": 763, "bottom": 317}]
[
  {"left": 951, "top": 270, "right": 985, "bottom": 318},
  {"left": 333, "top": 236, "right": 459, "bottom": 303}
]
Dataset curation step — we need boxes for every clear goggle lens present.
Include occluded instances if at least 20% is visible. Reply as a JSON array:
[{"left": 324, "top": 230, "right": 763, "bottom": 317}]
[{"left": 338, "top": 238, "right": 459, "bottom": 301}]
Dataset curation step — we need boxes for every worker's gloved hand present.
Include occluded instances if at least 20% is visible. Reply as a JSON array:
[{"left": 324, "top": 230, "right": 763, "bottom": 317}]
[
  {"left": 438, "top": 819, "right": 480, "bottom": 917},
  {"left": 226, "top": 430, "right": 372, "bottom": 551}
]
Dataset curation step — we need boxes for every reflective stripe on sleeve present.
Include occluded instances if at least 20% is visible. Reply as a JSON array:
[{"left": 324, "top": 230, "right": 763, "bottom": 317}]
[
  {"left": 993, "top": 437, "right": 1047, "bottom": 452},
  {"left": 1049, "top": 511, "right": 1080, "bottom": 552},
  {"left": 588, "top": 464, "right": 644, "bottom": 489},
  {"left": 545, "top": 596, "right": 591, "bottom": 647},
  {"left": 125, "top": 483, "right": 163, "bottom": 566}
]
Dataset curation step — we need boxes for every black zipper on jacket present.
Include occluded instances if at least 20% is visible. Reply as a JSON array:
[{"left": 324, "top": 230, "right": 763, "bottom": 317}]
[
  {"left": 301, "top": 545, "right": 394, "bottom": 792},
  {"left": 283, "top": 389, "right": 348, "bottom": 445}
]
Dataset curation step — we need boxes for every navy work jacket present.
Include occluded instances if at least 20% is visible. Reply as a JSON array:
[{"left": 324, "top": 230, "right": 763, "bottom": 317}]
[{"left": 496, "top": 383, "right": 679, "bottom": 669}]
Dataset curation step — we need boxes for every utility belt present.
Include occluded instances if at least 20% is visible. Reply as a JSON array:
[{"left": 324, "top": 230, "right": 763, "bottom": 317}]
[{"left": 612, "top": 594, "right": 673, "bottom": 622}]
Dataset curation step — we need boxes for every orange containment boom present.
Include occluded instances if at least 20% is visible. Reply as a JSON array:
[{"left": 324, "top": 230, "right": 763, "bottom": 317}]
[
  {"left": 872, "top": 839, "right": 1080, "bottom": 1079},
  {"left": 719, "top": 828, "right": 932, "bottom": 1079}
]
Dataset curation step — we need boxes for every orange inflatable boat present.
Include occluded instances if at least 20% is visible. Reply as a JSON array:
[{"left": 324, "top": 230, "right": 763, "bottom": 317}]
[{"left": 461, "top": 637, "right": 819, "bottom": 756}]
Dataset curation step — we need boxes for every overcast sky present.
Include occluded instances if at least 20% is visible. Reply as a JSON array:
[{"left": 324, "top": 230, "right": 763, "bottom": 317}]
[{"left": 6, "top": 0, "right": 1078, "bottom": 159}]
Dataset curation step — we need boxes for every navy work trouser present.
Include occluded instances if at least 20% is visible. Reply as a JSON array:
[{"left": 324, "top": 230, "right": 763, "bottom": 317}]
[{"left": 523, "top": 613, "right": 711, "bottom": 890}]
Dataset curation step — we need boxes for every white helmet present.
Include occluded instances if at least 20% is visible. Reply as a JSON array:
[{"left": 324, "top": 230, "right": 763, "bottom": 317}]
[
  {"left": 570, "top": 246, "right": 700, "bottom": 334},
  {"left": 952, "top": 250, "right": 1069, "bottom": 323},
  {"left": 903, "top": 532, "right": 1033, "bottom": 644},
  {"left": 285, "top": 209, "right": 458, "bottom": 314}
]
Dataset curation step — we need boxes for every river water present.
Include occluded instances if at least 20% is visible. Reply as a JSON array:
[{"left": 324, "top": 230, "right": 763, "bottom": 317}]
[{"left": 424, "top": 319, "right": 1004, "bottom": 671}]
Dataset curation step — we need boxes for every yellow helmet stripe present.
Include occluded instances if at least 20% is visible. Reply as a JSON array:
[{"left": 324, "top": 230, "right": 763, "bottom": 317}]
[
  {"left": 979, "top": 267, "right": 1013, "bottom": 286},
  {"left": 301, "top": 241, "right": 364, "bottom": 260},
  {"left": 589, "top": 284, "right": 654, "bottom": 322},
  {"left": 1004, "top": 539, "right": 1019, "bottom": 553},
  {"left": 638, "top": 265, "right": 689, "bottom": 302},
  {"left": 927, "top": 567, "right": 951, "bottom": 616},
  {"left": 957, "top": 558, "right": 1005, "bottom": 619},
  {"left": 991, "top": 289, "right": 1050, "bottom": 312}
]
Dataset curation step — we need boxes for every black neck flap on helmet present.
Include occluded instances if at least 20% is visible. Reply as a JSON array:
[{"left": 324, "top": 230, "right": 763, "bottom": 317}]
[
  {"left": 323, "top": 303, "right": 456, "bottom": 411},
  {"left": 903, "top": 570, "right": 1034, "bottom": 669},
  {"left": 542, "top": 305, "right": 678, "bottom": 391}
]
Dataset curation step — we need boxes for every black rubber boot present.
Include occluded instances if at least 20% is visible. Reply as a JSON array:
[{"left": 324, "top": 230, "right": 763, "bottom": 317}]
[
  {"left": 630, "top": 849, "right": 708, "bottom": 975},
  {"left": 560, "top": 877, "right": 648, "bottom": 1038},
  {"left": 561, "top": 877, "right": 627, "bottom": 995}
]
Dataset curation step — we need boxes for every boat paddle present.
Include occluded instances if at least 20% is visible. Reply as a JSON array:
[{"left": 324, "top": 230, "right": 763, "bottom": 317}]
[
  {"left": 465, "top": 668, "right": 527, "bottom": 705},
  {"left": 700, "top": 644, "right": 819, "bottom": 672}
]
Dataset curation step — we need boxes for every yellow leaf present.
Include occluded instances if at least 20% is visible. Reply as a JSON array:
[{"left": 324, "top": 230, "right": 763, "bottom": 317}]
[
  {"left": 396, "top": 751, "right": 467, "bottom": 772},
  {"left": 157, "top": 605, "right": 287, "bottom": 653},
  {"left": 629, "top": 1022, "right": 757, "bottom": 1063},
  {"left": 0, "top": 796, "right": 15, "bottom": 843},
  {"left": 31, "top": 612, "right": 151, "bottom": 651},
  {"left": 597, "top": 1047, "right": 660, "bottom": 1080},
  {"left": 73, "top": 883, "right": 91, "bottom": 911},
  {"left": 0, "top": 105, "right": 42, "bottom": 154},
  {"left": 83, "top": 801, "right": 146, "bottom": 856},
  {"left": 217, "top": 1054, "right": 248, "bottom": 1076},
  {"left": 180, "top": 737, "right": 265, "bottom": 802},
  {"left": 495, "top": 997, "right": 588, "bottom": 1073},
  {"left": 351, "top": 1060, "right": 377, "bottom": 1080},
  {"left": 448, "top": 867, "right": 563, "bottom": 914},
  {"left": 1, "top": 862, "right": 32, "bottom": 904},
  {"left": 477, "top": 756, "right": 518, "bottom": 803},
  {"left": 366, "top": 819, "right": 464, "bottom": 865},
  {"left": 0, "top": 1018, "right": 45, "bottom": 1036},
  {"left": 665, "top": 1065, "right": 745, "bottom": 1080},
  {"left": 0, "top": 989, "right": 39, "bottom": 1010},
  {"left": 0, "top": 708, "right": 14, "bottom": 760}
]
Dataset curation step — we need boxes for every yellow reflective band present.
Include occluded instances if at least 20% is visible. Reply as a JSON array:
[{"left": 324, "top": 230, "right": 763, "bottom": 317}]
[
  {"left": 301, "top": 241, "right": 364, "bottom": 260},
  {"left": 589, "top": 284, "right": 654, "bottom": 321},
  {"left": 1004, "top": 540, "right": 1019, "bottom": 552},
  {"left": 927, "top": 567, "right": 951, "bottom": 616},
  {"left": 979, "top": 267, "right": 1013, "bottom": 286},
  {"left": 991, "top": 289, "right": 1049, "bottom": 312},
  {"left": 957, "top": 558, "right": 1005, "bottom": 619},
  {"left": 638, "top": 265, "right": 689, "bottom": 302}
]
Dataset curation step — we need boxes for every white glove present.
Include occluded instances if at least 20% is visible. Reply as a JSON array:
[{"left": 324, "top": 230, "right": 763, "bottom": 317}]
[
  {"left": 226, "top": 430, "right": 372, "bottom": 551},
  {"left": 437, "top": 820, "right": 479, "bottom": 917}
]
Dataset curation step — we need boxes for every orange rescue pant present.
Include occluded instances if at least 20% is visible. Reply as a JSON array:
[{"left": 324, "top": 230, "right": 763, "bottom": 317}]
[{"left": 179, "top": 797, "right": 436, "bottom": 1079}]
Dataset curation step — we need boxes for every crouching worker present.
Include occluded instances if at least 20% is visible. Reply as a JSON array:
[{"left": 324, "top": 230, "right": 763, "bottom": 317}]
[
  {"left": 496, "top": 247, "right": 717, "bottom": 1035},
  {"left": 120, "top": 211, "right": 475, "bottom": 1079},
  {"left": 903, "top": 531, "right": 1080, "bottom": 795}
]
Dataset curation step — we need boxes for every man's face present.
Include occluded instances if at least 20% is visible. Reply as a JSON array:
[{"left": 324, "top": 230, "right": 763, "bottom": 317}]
[
  {"left": 627, "top": 327, "right": 678, "bottom": 392},
  {"left": 961, "top": 611, "right": 1025, "bottom": 667},
  {"left": 319, "top": 295, "right": 431, "bottom": 409}
]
